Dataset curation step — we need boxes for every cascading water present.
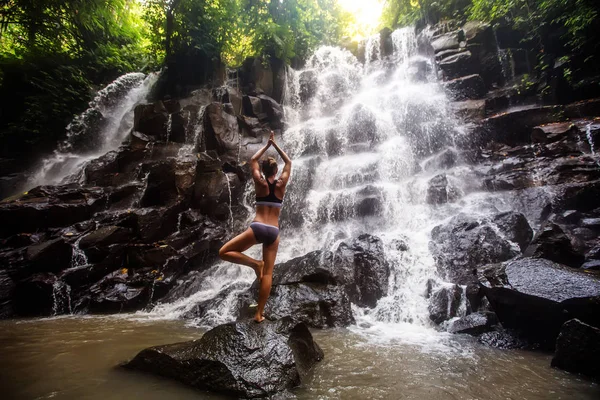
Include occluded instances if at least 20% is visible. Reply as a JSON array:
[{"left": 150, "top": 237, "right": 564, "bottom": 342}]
[
  {"left": 148, "top": 28, "right": 479, "bottom": 338},
  {"left": 26, "top": 72, "right": 159, "bottom": 188}
]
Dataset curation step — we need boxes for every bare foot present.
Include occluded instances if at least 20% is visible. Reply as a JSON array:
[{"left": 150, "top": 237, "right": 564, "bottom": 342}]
[
  {"left": 253, "top": 261, "right": 264, "bottom": 281},
  {"left": 254, "top": 312, "right": 265, "bottom": 323}
]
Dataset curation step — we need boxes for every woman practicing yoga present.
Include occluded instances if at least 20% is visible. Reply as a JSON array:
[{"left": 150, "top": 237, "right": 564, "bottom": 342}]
[{"left": 219, "top": 131, "right": 292, "bottom": 323}]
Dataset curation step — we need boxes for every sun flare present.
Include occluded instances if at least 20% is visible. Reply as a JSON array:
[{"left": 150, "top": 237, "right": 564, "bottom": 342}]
[{"left": 337, "top": 0, "right": 385, "bottom": 42}]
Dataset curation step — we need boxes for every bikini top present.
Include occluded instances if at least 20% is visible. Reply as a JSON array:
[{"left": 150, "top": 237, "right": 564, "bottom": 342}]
[{"left": 256, "top": 179, "right": 283, "bottom": 208}]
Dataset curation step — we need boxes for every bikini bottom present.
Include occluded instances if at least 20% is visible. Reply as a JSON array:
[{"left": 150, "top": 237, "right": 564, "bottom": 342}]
[{"left": 250, "top": 222, "right": 279, "bottom": 245}]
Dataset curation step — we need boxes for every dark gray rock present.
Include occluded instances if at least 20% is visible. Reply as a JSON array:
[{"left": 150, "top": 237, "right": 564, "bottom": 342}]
[
  {"left": 428, "top": 284, "right": 463, "bottom": 324},
  {"left": 478, "top": 330, "right": 529, "bottom": 349},
  {"left": 492, "top": 211, "right": 533, "bottom": 251},
  {"left": 431, "top": 30, "right": 463, "bottom": 53},
  {"left": 430, "top": 214, "right": 517, "bottom": 285},
  {"left": 479, "top": 257, "right": 600, "bottom": 349},
  {"left": 13, "top": 273, "right": 59, "bottom": 316},
  {"left": 447, "top": 311, "right": 498, "bottom": 335},
  {"left": 481, "top": 105, "right": 565, "bottom": 146},
  {"left": 439, "top": 51, "right": 478, "bottom": 80},
  {"left": 426, "top": 174, "right": 460, "bottom": 204},
  {"left": 79, "top": 226, "right": 133, "bottom": 250},
  {"left": 123, "top": 318, "right": 323, "bottom": 398},
  {"left": 0, "top": 271, "right": 15, "bottom": 318},
  {"left": 333, "top": 234, "right": 390, "bottom": 308},
  {"left": 581, "top": 260, "right": 600, "bottom": 270},
  {"left": 443, "top": 74, "right": 486, "bottom": 101},
  {"left": 551, "top": 319, "right": 600, "bottom": 379},
  {"left": 524, "top": 222, "right": 585, "bottom": 268},
  {"left": 264, "top": 283, "right": 354, "bottom": 329}
]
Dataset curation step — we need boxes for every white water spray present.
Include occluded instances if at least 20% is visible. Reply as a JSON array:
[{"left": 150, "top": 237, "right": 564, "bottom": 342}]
[{"left": 26, "top": 72, "right": 159, "bottom": 188}]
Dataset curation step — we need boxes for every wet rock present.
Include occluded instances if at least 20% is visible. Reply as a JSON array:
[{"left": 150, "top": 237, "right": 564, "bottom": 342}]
[
  {"left": 462, "top": 21, "right": 496, "bottom": 49},
  {"left": 443, "top": 74, "right": 486, "bottom": 101},
  {"left": 193, "top": 170, "right": 244, "bottom": 221},
  {"left": 264, "top": 283, "right": 354, "bottom": 328},
  {"left": 88, "top": 268, "right": 165, "bottom": 313},
  {"left": 347, "top": 104, "right": 377, "bottom": 145},
  {"left": 491, "top": 211, "right": 533, "bottom": 251},
  {"left": 0, "top": 186, "right": 106, "bottom": 238},
  {"left": 431, "top": 30, "right": 463, "bottom": 53},
  {"left": 258, "top": 94, "right": 284, "bottom": 129},
  {"left": 478, "top": 330, "right": 528, "bottom": 349},
  {"left": 451, "top": 100, "right": 486, "bottom": 122},
  {"left": 481, "top": 105, "right": 565, "bottom": 146},
  {"left": 447, "top": 311, "right": 498, "bottom": 335},
  {"left": 132, "top": 204, "right": 183, "bottom": 243},
  {"left": 428, "top": 284, "right": 462, "bottom": 324},
  {"left": 524, "top": 223, "right": 585, "bottom": 268},
  {"left": 204, "top": 102, "right": 241, "bottom": 155},
  {"left": 333, "top": 234, "right": 390, "bottom": 308},
  {"left": 430, "top": 214, "right": 516, "bottom": 285},
  {"left": 0, "top": 271, "right": 15, "bottom": 318},
  {"left": 13, "top": 273, "right": 58, "bottom": 316},
  {"left": 25, "top": 237, "right": 73, "bottom": 275},
  {"left": 134, "top": 103, "right": 169, "bottom": 138},
  {"left": 551, "top": 319, "right": 600, "bottom": 379},
  {"left": 479, "top": 258, "right": 600, "bottom": 349},
  {"left": 79, "top": 226, "right": 132, "bottom": 250},
  {"left": 439, "top": 51, "right": 477, "bottom": 80},
  {"left": 123, "top": 318, "right": 323, "bottom": 399},
  {"left": 581, "top": 260, "right": 600, "bottom": 270},
  {"left": 426, "top": 174, "right": 460, "bottom": 204},
  {"left": 139, "top": 160, "right": 182, "bottom": 207}
]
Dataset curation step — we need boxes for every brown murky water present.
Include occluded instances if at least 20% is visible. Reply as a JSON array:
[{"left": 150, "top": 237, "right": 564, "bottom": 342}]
[{"left": 0, "top": 316, "right": 597, "bottom": 400}]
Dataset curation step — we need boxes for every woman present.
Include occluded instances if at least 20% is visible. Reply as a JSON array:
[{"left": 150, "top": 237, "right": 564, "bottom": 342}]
[{"left": 219, "top": 131, "right": 292, "bottom": 323}]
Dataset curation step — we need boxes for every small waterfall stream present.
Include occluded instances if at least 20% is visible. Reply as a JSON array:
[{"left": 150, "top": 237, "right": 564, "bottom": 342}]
[{"left": 26, "top": 72, "right": 159, "bottom": 188}]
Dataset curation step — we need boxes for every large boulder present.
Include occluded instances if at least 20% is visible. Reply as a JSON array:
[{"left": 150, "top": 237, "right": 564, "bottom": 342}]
[
  {"left": 491, "top": 211, "right": 533, "bottom": 251},
  {"left": 134, "top": 102, "right": 169, "bottom": 138},
  {"left": 333, "top": 234, "right": 390, "bottom": 307},
  {"left": 443, "top": 74, "right": 486, "bottom": 101},
  {"left": 430, "top": 214, "right": 517, "bottom": 285},
  {"left": 524, "top": 222, "right": 585, "bottom": 268},
  {"left": 551, "top": 319, "right": 600, "bottom": 379},
  {"left": 431, "top": 30, "right": 464, "bottom": 53},
  {"left": 272, "top": 234, "right": 389, "bottom": 310},
  {"left": 447, "top": 311, "right": 498, "bottom": 335},
  {"left": 426, "top": 174, "right": 460, "bottom": 204},
  {"left": 123, "top": 318, "right": 323, "bottom": 398},
  {"left": 428, "top": 283, "right": 463, "bottom": 324},
  {"left": 479, "top": 257, "right": 600, "bottom": 349},
  {"left": 439, "top": 51, "right": 478, "bottom": 80}
]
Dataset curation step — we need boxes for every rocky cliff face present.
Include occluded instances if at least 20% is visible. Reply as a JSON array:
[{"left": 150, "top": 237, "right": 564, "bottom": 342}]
[{"left": 0, "top": 80, "right": 285, "bottom": 318}]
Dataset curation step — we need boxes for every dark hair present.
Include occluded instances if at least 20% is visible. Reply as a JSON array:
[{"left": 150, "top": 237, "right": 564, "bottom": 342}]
[{"left": 261, "top": 157, "right": 278, "bottom": 177}]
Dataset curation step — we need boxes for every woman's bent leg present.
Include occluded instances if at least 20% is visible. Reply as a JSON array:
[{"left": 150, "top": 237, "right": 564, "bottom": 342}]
[
  {"left": 256, "top": 236, "right": 279, "bottom": 322},
  {"left": 219, "top": 228, "right": 263, "bottom": 280}
]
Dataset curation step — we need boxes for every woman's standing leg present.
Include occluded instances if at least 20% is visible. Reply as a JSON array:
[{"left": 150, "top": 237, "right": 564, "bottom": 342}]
[
  {"left": 219, "top": 228, "right": 264, "bottom": 280},
  {"left": 255, "top": 236, "right": 279, "bottom": 322}
]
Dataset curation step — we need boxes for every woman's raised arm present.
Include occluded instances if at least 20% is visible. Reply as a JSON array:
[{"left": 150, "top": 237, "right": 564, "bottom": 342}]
[{"left": 269, "top": 132, "right": 292, "bottom": 184}]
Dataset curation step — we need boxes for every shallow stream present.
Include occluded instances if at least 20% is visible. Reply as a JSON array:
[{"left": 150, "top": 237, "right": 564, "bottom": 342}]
[{"left": 0, "top": 316, "right": 597, "bottom": 399}]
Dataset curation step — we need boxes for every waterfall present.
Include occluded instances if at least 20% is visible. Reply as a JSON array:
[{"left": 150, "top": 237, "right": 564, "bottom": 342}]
[
  {"left": 149, "top": 28, "right": 483, "bottom": 335},
  {"left": 26, "top": 72, "right": 159, "bottom": 189}
]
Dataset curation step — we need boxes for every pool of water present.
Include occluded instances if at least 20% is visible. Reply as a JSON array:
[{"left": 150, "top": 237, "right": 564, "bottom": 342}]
[{"left": 0, "top": 316, "right": 597, "bottom": 399}]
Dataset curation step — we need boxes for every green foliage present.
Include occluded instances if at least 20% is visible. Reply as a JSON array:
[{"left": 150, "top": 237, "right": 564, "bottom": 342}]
[{"left": 0, "top": 0, "right": 156, "bottom": 161}]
